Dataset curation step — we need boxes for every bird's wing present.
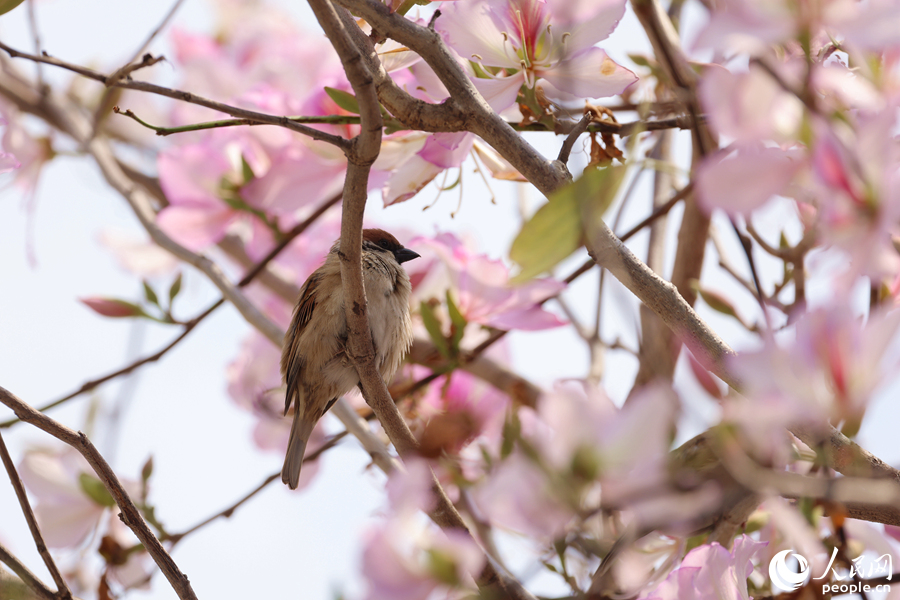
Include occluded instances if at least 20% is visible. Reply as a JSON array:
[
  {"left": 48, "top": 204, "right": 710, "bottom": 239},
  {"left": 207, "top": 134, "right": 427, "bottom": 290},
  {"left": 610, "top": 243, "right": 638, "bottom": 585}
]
[{"left": 281, "top": 272, "right": 322, "bottom": 415}]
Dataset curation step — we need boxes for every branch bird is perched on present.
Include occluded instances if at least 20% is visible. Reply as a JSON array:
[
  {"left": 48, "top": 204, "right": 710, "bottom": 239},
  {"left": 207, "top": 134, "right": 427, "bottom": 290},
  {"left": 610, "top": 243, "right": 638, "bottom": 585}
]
[{"left": 280, "top": 228, "right": 420, "bottom": 489}]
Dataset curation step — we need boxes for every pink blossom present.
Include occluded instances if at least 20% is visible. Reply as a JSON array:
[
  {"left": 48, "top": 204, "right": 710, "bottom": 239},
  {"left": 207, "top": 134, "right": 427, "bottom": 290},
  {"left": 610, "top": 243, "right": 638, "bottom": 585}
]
[
  {"left": 1, "top": 107, "right": 52, "bottom": 194},
  {"left": 694, "top": 0, "right": 900, "bottom": 56},
  {"left": 361, "top": 459, "right": 484, "bottom": 600},
  {"left": 168, "top": 4, "right": 340, "bottom": 123},
  {"left": 411, "top": 232, "right": 566, "bottom": 331},
  {"left": 97, "top": 230, "right": 179, "bottom": 278},
  {"left": 699, "top": 64, "right": 803, "bottom": 145},
  {"left": 696, "top": 144, "right": 805, "bottom": 215},
  {"left": 641, "top": 535, "right": 766, "bottom": 600},
  {"left": 471, "top": 450, "right": 575, "bottom": 539},
  {"left": 727, "top": 302, "right": 900, "bottom": 450},
  {"left": 361, "top": 520, "right": 484, "bottom": 600},
  {"left": 437, "top": 0, "right": 637, "bottom": 112},
  {"left": 536, "top": 381, "right": 679, "bottom": 512},
  {"left": 156, "top": 138, "right": 275, "bottom": 256},
  {"left": 409, "top": 367, "right": 511, "bottom": 457},
  {"left": 18, "top": 447, "right": 140, "bottom": 548}
]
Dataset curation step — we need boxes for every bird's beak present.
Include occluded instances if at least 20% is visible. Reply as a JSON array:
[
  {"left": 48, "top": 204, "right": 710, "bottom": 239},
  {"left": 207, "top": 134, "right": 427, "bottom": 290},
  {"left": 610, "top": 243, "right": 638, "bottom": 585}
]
[{"left": 394, "top": 248, "right": 421, "bottom": 264}]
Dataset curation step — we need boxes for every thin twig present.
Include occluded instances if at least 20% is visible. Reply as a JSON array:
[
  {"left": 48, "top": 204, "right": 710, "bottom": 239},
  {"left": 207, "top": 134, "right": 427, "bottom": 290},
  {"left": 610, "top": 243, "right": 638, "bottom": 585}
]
[
  {"left": 0, "top": 431, "right": 71, "bottom": 598},
  {"left": 557, "top": 113, "right": 592, "bottom": 164},
  {"left": 616, "top": 182, "right": 692, "bottom": 243},
  {"left": 105, "top": 0, "right": 186, "bottom": 88},
  {"left": 111, "top": 105, "right": 694, "bottom": 138},
  {"left": 0, "top": 193, "right": 342, "bottom": 429},
  {"left": 0, "top": 542, "right": 55, "bottom": 600},
  {"left": 729, "top": 219, "right": 771, "bottom": 330},
  {"left": 26, "top": 0, "right": 44, "bottom": 90},
  {"left": 0, "top": 40, "right": 350, "bottom": 149},
  {"left": 167, "top": 431, "right": 349, "bottom": 544},
  {"left": 0, "top": 386, "right": 198, "bottom": 600}
]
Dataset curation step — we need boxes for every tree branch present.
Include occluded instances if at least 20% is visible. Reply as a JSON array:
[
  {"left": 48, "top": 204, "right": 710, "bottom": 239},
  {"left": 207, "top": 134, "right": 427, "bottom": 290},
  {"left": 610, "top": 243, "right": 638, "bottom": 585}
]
[
  {"left": 0, "top": 432, "right": 71, "bottom": 599},
  {"left": 0, "top": 386, "right": 198, "bottom": 600},
  {"left": 0, "top": 41, "right": 350, "bottom": 149},
  {"left": 0, "top": 544, "right": 56, "bottom": 600}
]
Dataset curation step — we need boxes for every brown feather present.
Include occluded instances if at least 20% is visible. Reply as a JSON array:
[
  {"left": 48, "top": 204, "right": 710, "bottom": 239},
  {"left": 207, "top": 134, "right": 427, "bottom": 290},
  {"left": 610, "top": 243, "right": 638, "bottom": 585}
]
[
  {"left": 362, "top": 228, "right": 402, "bottom": 250},
  {"left": 281, "top": 272, "right": 321, "bottom": 416}
]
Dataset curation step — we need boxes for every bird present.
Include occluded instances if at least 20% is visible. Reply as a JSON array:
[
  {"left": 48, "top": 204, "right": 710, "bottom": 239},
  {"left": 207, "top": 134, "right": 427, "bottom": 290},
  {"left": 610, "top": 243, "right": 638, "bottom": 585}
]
[{"left": 280, "top": 228, "right": 420, "bottom": 489}]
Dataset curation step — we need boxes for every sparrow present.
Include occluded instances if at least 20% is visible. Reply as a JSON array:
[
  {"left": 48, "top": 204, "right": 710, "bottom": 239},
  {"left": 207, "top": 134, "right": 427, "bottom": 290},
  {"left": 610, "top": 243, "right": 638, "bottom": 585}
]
[{"left": 280, "top": 228, "right": 420, "bottom": 489}]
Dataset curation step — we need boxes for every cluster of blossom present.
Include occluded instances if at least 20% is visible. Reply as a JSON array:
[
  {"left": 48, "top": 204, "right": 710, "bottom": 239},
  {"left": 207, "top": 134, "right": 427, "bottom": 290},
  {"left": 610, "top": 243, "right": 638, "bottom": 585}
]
[
  {"left": 690, "top": 0, "right": 900, "bottom": 454},
  {"left": 695, "top": 0, "right": 900, "bottom": 283},
  {"left": 15, "top": 447, "right": 153, "bottom": 595}
]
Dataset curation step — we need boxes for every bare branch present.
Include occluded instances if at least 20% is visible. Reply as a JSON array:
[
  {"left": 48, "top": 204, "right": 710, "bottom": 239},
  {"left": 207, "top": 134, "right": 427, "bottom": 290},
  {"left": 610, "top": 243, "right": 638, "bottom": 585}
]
[
  {"left": 167, "top": 432, "right": 348, "bottom": 544},
  {"left": 583, "top": 212, "right": 740, "bottom": 387},
  {"left": 557, "top": 113, "right": 592, "bottom": 164},
  {"left": 105, "top": 0, "right": 186, "bottom": 88},
  {"left": 0, "top": 386, "right": 198, "bottom": 600},
  {"left": 0, "top": 544, "right": 56, "bottom": 600},
  {"left": 0, "top": 432, "right": 71, "bottom": 599},
  {"left": 0, "top": 41, "right": 350, "bottom": 148}
]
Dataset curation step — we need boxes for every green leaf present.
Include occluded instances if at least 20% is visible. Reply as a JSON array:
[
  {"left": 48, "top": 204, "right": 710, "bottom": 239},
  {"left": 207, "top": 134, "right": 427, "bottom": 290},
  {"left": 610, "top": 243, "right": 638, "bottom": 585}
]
[
  {"left": 427, "top": 549, "right": 459, "bottom": 585},
  {"left": 241, "top": 155, "right": 255, "bottom": 183},
  {"left": 500, "top": 411, "right": 521, "bottom": 459},
  {"left": 510, "top": 166, "right": 623, "bottom": 284},
  {"left": 79, "top": 473, "right": 116, "bottom": 507},
  {"left": 779, "top": 230, "right": 790, "bottom": 249},
  {"left": 143, "top": 281, "right": 160, "bottom": 307},
  {"left": 627, "top": 54, "right": 654, "bottom": 68},
  {"left": 141, "top": 456, "right": 154, "bottom": 483},
  {"left": 692, "top": 283, "right": 739, "bottom": 319},
  {"left": 80, "top": 297, "right": 150, "bottom": 319},
  {"left": 324, "top": 87, "right": 360, "bottom": 115},
  {"left": 445, "top": 291, "right": 467, "bottom": 354},
  {"left": 0, "top": 0, "right": 25, "bottom": 16},
  {"left": 420, "top": 302, "right": 450, "bottom": 359},
  {"left": 168, "top": 272, "right": 183, "bottom": 305}
]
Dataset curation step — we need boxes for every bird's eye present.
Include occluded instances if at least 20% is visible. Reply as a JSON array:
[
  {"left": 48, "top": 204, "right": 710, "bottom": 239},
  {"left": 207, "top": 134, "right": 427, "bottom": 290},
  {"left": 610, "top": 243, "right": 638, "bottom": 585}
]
[{"left": 379, "top": 240, "right": 392, "bottom": 249}]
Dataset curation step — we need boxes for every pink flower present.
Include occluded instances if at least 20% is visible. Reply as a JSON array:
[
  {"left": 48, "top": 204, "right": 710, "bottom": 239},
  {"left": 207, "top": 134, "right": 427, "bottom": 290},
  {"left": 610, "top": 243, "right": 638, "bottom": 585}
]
[
  {"left": 18, "top": 447, "right": 140, "bottom": 548},
  {"left": 410, "top": 368, "right": 511, "bottom": 457},
  {"left": 699, "top": 64, "right": 803, "bottom": 145},
  {"left": 361, "top": 459, "right": 485, "bottom": 600},
  {"left": 0, "top": 115, "right": 19, "bottom": 172},
  {"left": 361, "top": 521, "right": 484, "bottom": 600},
  {"left": 471, "top": 450, "right": 575, "bottom": 539},
  {"left": 156, "top": 138, "right": 275, "bottom": 256},
  {"left": 641, "top": 535, "right": 767, "bottom": 600},
  {"left": 412, "top": 232, "right": 566, "bottom": 331},
  {"left": 168, "top": 3, "right": 340, "bottom": 123},
  {"left": 437, "top": 0, "right": 637, "bottom": 112},
  {"left": 696, "top": 144, "right": 805, "bottom": 215},
  {"left": 694, "top": 0, "right": 900, "bottom": 57},
  {"left": 1, "top": 107, "right": 52, "bottom": 194},
  {"left": 536, "top": 381, "right": 676, "bottom": 482},
  {"left": 727, "top": 301, "right": 900, "bottom": 451},
  {"left": 97, "top": 230, "right": 180, "bottom": 278}
]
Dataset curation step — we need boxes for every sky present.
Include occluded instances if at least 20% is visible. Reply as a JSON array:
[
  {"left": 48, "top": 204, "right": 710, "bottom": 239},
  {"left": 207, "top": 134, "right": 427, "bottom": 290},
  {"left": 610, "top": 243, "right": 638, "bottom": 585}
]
[{"left": 2, "top": 1, "right": 900, "bottom": 600}]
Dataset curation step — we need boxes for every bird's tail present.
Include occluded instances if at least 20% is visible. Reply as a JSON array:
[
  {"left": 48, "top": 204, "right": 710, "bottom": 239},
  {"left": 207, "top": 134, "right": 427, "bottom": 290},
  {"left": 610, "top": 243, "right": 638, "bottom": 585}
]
[{"left": 282, "top": 409, "right": 316, "bottom": 490}]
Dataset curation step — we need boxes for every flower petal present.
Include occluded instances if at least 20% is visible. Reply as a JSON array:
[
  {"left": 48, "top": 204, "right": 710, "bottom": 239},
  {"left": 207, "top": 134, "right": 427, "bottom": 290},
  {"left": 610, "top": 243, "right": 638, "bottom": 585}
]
[
  {"left": 382, "top": 155, "right": 444, "bottom": 206},
  {"left": 540, "top": 47, "right": 637, "bottom": 99},
  {"left": 437, "top": 1, "right": 515, "bottom": 68}
]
